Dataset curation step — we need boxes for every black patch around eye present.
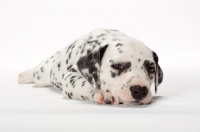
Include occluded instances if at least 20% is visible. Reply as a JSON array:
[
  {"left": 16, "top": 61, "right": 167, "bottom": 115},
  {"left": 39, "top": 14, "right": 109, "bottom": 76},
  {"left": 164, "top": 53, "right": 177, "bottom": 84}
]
[
  {"left": 110, "top": 71, "right": 116, "bottom": 78},
  {"left": 117, "top": 62, "right": 131, "bottom": 76},
  {"left": 143, "top": 60, "right": 155, "bottom": 74}
]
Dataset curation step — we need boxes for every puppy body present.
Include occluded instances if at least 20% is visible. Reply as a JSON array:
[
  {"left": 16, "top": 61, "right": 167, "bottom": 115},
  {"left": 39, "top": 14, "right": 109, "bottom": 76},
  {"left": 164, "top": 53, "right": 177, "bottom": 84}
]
[{"left": 18, "top": 29, "right": 163, "bottom": 105}]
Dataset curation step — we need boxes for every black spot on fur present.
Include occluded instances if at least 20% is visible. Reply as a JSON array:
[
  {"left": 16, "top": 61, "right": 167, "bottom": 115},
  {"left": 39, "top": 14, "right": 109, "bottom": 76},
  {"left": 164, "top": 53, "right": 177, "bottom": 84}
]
[
  {"left": 77, "top": 76, "right": 82, "bottom": 79},
  {"left": 138, "top": 59, "right": 141, "bottom": 62},
  {"left": 66, "top": 59, "right": 68, "bottom": 65},
  {"left": 106, "top": 89, "right": 110, "bottom": 92},
  {"left": 37, "top": 76, "right": 40, "bottom": 80},
  {"left": 116, "top": 43, "right": 123, "bottom": 47},
  {"left": 62, "top": 74, "right": 64, "bottom": 79},
  {"left": 77, "top": 44, "right": 108, "bottom": 88},
  {"left": 109, "top": 59, "right": 114, "bottom": 63},
  {"left": 70, "top": 68, "right": 77, "bottom": 72},
  {"left": 67, "top": 65, "right": 72, "bottom": 71},
  {"left": 71, "top": 76, "right": 75, "bottom": 79},
  {"left": 66, "top": 44, "right": 73, "bottom": 54},
  {"left": 45, "top": 60, "right": 48, "bottom": 64},
  {"left": 71, "top": 81, "right": 75, "bottom": 87},
  {"left": 105, "top": 30, "right": 110, "bottom": 33},
  {"left": 65, "top": 73, "right": 72, "bottom": 80},
  {"left": 71, "top": 44, "right": 75, "bottom": 49},
  {"left": 97, "top": 34, "right": 106, "bottom": 38},
  {"left": 81, "top": 95, "right": 88, "bottom": 100},
  {"left": 68, "top": 93, "right": 72, "bottom": 99},
  {"left": 40, "top": 67, "right": 44, "bottom": 72},
  {"left": 81, "top": 81, "right": 86, "bottom": 87},
  {"left": 68, "top": 52, "right": 72, "bottom": 59}
]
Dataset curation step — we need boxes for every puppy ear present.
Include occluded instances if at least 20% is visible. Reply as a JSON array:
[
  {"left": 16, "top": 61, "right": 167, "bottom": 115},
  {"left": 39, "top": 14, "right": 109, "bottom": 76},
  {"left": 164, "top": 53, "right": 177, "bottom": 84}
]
[
  {"left": 152, "top": 51, "right": 163, "bottom": 93},
  {"left": 77, "top": 44, "right": 108, "bottom": 89}
]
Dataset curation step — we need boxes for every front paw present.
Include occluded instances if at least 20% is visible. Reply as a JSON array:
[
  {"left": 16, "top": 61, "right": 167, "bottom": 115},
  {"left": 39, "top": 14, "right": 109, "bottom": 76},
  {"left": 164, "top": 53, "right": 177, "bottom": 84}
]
[{"left": 93, "top": 90, "right": 115, "bottom": 105}]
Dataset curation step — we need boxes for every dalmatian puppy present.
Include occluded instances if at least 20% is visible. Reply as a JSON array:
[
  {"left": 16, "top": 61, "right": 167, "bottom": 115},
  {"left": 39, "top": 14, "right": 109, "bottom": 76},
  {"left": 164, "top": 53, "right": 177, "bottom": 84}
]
[{"left": 18, "top": 29, "right": 163, "bottom": 105}]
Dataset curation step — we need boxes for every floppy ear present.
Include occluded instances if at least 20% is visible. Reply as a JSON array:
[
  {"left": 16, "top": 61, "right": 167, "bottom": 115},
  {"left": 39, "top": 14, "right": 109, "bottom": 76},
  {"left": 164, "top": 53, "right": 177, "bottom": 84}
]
[
  {"left": 77, "top": 44, "right": 108, "bottom": 89},
  {"left": 152, "top": 51, "right": 163, "bottom": 93}
]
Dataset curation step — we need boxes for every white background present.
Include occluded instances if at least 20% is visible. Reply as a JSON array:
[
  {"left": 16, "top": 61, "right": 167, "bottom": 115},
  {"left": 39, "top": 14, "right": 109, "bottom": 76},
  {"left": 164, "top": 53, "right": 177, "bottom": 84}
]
[
  {"left": 1, "top": 0, "right": 200, "bottom": 132},
  {"left": 1, "top": 0, "right": 200, "bottom": 70}
]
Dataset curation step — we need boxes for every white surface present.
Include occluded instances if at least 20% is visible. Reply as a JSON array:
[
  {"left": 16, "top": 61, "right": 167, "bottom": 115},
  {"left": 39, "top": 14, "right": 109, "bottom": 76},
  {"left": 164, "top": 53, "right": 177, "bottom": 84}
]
[
  {"left": 0, "top": 69, "right": 200, "bottom": 132},
  {"left": 1, "top": 0, "right": 200, "bottom": 132}
]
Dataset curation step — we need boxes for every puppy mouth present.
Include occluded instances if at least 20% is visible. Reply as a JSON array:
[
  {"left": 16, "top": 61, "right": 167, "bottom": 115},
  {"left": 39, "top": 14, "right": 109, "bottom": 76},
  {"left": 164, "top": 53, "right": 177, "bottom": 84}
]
[{"left": 117, "top": 96, "right": 143, "bottom": 105}]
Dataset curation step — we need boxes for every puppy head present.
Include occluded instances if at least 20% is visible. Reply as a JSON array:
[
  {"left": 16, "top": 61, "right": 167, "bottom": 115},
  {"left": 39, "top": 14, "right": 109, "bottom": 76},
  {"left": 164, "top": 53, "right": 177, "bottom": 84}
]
[
  {"left": 100, "top": 37, "right": 163, "bottom": 104},
  {"left": 77, "top": 36, "right": 163, "bottom": 104}
]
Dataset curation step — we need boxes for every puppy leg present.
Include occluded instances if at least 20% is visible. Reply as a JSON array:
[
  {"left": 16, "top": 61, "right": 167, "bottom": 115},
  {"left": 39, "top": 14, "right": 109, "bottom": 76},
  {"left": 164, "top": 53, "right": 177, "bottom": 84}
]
[
  {"left": 19, "top": 58, "right": 55, "bottom": 87},
  {"left": 18, "top": 68, "right": 35, "bottom": 84},
  {"left": 62, "top": 71, "right": 115, "bottom": 104}
]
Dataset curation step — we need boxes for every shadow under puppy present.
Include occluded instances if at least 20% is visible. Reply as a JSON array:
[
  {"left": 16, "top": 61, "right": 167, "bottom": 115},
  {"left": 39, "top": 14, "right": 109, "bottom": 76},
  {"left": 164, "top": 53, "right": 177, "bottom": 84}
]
[{"left": 18, "top": 29, "right": 163, "bottom": 105}]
